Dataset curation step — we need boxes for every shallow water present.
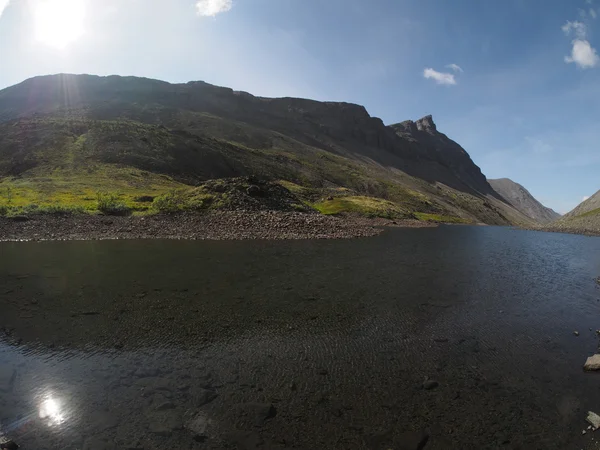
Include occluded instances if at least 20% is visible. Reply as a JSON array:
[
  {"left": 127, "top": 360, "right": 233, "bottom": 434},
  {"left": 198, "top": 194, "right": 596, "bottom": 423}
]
[{"left": 1, "top": 226, "right": 600, "bottom": 449}]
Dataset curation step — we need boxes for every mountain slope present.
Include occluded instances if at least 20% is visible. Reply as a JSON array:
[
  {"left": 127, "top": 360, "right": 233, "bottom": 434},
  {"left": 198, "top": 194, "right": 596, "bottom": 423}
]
[
  {"left": 0, "top": 73, "right": 534, "bottom": 225},
  {"left": 488, "top": 178, "right": 560, "bottom": 224},
  {"left": 548, "top": 190, "right": 600, "bottom": 233}
]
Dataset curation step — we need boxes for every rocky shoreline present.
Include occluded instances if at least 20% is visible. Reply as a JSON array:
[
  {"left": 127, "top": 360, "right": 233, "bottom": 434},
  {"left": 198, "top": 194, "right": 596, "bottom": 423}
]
[
  {"left": 526, "top": 224, "right": 600, "bottom": 238},
  {"left": 0, "top": 211, "right": 436, "bottom": 242}
]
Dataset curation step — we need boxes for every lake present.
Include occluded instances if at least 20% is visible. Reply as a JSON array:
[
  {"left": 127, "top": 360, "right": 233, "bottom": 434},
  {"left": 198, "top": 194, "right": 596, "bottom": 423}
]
[{"left": 1, "top": 225, "right": 600, "bottom": 449}]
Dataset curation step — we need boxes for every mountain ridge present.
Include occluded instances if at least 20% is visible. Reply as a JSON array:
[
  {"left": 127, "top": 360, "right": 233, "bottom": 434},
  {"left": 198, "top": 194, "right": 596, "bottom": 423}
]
[
  {"left": 488, "top": 178, "right": 560, "bottom": 224},
  {"left": 0, "top": 73, "right": 535, "bottom": 226},
  {"left": 546, "top": 190, "right": 600, "bottom": 234}
]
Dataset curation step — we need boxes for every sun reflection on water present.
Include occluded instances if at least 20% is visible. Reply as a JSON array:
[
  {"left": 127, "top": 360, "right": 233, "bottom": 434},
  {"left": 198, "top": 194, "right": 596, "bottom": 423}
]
[{"left": 39, "top": 396, "right": 66, "bottom": 426}]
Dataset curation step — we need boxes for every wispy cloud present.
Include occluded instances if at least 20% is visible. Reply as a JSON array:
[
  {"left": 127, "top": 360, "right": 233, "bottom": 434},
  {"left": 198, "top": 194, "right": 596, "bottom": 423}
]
[
  {"left": 562, "top": 20, "right": 587, "bottom": 38},
  {"left": 0, "top": 0, "right": 9, "bottom": 18},
  {"left": 446, "top": 63, "right": 464, "bottom": 73},
  {"left": 562, "top": 20, "right": 599, "bottom": 68},
  {"left": 196, "top": 0, "right": 232, "bottom": 17},
  {"left": 423, "top": 68, "right": 457, "bottom": 85},
  {"left": 525, "top": 136, "right": 553, "bottom": 154},
  {"left": 591, "top": 9, "right": 598, "bottom": 19}
]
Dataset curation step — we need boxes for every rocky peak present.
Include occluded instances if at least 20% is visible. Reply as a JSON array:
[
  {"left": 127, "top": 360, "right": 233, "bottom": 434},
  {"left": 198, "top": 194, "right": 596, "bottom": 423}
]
[
  {"left": 392, "top": 120, "right": 419, "bottom": 135},
  {"left": 415, "top": 115, "right": 436, "bottom": 132}
]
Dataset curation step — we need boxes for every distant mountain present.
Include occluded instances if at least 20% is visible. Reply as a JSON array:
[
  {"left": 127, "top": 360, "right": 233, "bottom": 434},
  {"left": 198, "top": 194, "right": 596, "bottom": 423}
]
[
  {"left": 0, "top": 74, "right": 534, "bottom": 225},
  {"left": 548, "top": 190, "right": 600, "bottom": 234},
  {"left": 488, "top": 178, "right": 561, "bottom": 224}
]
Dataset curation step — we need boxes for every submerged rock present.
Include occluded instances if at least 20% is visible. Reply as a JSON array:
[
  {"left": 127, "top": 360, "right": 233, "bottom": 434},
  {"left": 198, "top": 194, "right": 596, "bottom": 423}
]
[
  {"left": 587, "top": 411, "right": 600, "bottom": 429},
  {"left": 147, "top": 410, "right": 183, "bottom": 437},
  {"left": 238, "top": 403, "right": 277, "bottom": 427},
  {"left": 584, "top": 355, "right": 600, "bottom": 371},
  {"left": 186, "top": 411, "right": 211, "bottom": 442},
  {"left": 422, "top": 380, "right": 439, "bottom": 390}
]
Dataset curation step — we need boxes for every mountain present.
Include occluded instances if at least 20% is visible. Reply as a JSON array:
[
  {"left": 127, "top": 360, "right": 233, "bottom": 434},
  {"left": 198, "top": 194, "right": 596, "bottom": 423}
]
[
  {"left": 488, "top": 178, "right": 560, "bottom": 224},
  {"left": 0, "top": 73, "right": 535, "bottom": 225},
  {"left": 547, "top": 190, "right": 600, "bottom": 234}
]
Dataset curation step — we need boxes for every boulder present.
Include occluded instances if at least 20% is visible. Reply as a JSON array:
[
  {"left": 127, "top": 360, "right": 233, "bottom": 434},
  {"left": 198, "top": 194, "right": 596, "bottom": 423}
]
[
  {"left": 584, "top": 354, "right": 600, "bottom": 371},
  {"left": 246, "top": 185, "right": 262, "bottom": 197},
  {"left": 587, "top": 411, "right": 600, "bottom": 429}
]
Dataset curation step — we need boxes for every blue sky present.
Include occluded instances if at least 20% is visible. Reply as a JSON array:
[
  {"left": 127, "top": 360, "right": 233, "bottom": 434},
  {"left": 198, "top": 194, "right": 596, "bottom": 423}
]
[{"left": 1, "top": 0, "right": 599, "bottom": 213}]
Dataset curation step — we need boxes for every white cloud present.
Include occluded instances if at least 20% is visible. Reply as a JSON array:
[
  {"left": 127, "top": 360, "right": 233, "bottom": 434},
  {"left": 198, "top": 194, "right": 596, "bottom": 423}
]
[
  {"left": 562, "top": 20, "right": 587, "bottom": 39},
  {"left": 196, "top": 0, "right": 232, "bottom": 17},
  {"left": 0, "top": 0, "right": 9, "bottom": 18},
  {"left": 561, "top": 21, "right": 599, "bottom": 69},
  {"left": 446, "top": 63, "right": 464, "bottom": 73},
  {"left": 423, "top": 68, "right": 456, "bottom": 85},
  {"left": 583, "top": 196, "right": 591, "bottom": 201},
  {"left": 591, "top": 9, "right": 598, "bottom": 19},
  {"left": 565, "top": 39, "right": 600, "bottom": 68}
]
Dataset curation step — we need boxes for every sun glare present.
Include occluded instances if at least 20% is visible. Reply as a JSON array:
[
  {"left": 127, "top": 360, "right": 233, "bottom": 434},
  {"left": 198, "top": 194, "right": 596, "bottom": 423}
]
[{"left": 33, "top": 0, "right": 86, "bottom": 50}]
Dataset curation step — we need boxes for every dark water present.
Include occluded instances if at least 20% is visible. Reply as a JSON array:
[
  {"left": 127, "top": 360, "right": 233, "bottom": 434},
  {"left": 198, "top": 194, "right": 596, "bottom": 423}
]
[{"left": 1, "top": 226, "right": 600, "bottom": 450}]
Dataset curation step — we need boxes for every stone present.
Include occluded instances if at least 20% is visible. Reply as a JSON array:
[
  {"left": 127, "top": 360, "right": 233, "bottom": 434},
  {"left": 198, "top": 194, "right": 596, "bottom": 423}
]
[
  {"left": 186, "top": 411, "right": 211, "bottom": 442},
  {"left": 574, "top": 331, "right": 580, "bottom": 336},
  {"left": 0, "top": 367, "right": 16, "bottom": 393},
  {"left": 587, "top": 411, "right": 600, "bottom": 429},
  {"left": 239, "top": 403, "right": 277, "bottom": 427},
  {"left": 397, "top": 430, "right": 430, "bottom": 450},
  {"left": 147, "top": 411, "right": 183, "bottom": 436},
  {"left": 246, "top": 185, "right": 262, "bottom": 197},
  {"left": 154, "top": 401, "right": 175, "bottom": 411},
  {"left": 188, "top": 387, "right": 218, "bottom": 407},
  {"left": 584, "top": 355, "right": 600, "bottom": 371},
  {"left": 422, "top": 380, "right": 439, "bottom": 390}
]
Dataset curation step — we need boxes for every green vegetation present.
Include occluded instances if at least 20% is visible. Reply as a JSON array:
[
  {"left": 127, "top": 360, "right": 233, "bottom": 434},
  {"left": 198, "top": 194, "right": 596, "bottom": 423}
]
[
  {"left": 414, "top": 212, "right": 469, "bottom": 224},
  {"left": 151, "top": 189, "right": 215, "bottom": 213},
  {"left": 576, "top": 207, "right": 600, "bottom": 218},
  {"left": 312, "top": 196, "right": 409, "bottom": 219},
  {"left": 96, "top": 192, "right": 131, "bottom": 216}
]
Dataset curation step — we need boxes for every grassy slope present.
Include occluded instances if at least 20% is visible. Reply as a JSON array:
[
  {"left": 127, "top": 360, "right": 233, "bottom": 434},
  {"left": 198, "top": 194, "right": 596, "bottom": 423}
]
[
  {"left": 545, "top": 191, "right": 600, "bottom": 233},
  {"left": 0, "top": 111, "right": 533, "bottom": 225}
]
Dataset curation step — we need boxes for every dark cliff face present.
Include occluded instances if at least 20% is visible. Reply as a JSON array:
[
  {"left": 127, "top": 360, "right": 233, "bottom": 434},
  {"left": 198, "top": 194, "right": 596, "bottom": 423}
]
[
  {"left": 0, "top": 74, "right": 495, "bottom": 199},
  {"left": 488, "top": 178, "right": 561, "bottom": 224},
  {"left": 389, "top": 116, "right": 499, "bottom": 198}
]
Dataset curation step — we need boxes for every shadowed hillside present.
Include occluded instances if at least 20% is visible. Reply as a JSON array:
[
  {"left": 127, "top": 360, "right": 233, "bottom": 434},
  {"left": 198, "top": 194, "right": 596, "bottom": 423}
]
[{"left": 0, "top": 74, "right": 535, "bottom": 225}]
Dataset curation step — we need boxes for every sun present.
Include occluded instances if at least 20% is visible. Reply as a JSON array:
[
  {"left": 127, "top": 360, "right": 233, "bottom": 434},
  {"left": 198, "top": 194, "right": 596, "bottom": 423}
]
[{"left": 33, "top": 0, "right": 86, "bottom": 50}]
